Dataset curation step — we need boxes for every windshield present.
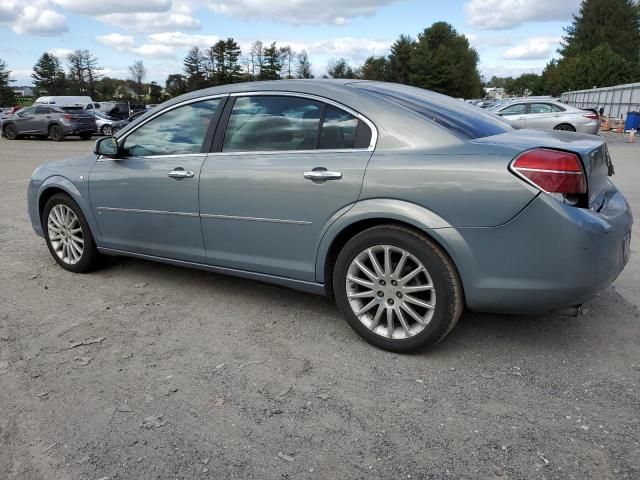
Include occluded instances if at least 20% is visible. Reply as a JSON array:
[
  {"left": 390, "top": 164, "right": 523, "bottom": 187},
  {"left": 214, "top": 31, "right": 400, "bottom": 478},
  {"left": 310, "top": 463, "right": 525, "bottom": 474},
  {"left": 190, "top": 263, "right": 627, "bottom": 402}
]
[{"left": 355, "top": 82, "right": 513, "bottom": 140}]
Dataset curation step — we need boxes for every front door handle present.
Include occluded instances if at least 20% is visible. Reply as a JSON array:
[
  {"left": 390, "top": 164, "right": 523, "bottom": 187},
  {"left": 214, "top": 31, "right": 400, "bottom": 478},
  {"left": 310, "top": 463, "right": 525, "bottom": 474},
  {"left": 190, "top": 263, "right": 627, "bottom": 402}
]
[
  {"left": 303, "top": 169, "right": 342, "bottom": 181},
  {"left": 168, "top": 169, "right": 194, "bottom": 179}
]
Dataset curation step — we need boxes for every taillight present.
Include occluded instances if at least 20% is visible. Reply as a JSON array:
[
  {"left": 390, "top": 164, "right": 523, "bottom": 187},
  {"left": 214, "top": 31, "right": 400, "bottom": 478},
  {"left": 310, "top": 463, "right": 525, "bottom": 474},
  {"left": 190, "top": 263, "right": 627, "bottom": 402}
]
[
  {"left": 511, "top": 148, "right": 587, "bottom": 195},
  {"left": 583, "top": 113, "right": 599, "bottom": 120},
  {"left": 63, "top": 114, "right": 74, "bottom": 120}
]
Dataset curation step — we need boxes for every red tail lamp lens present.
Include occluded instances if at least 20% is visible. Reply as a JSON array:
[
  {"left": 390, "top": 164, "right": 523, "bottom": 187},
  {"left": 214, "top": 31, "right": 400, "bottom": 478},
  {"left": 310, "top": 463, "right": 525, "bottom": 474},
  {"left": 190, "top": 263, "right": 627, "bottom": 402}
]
[{"left": 511, "top": 149, "right": 587, "bottom": 195}]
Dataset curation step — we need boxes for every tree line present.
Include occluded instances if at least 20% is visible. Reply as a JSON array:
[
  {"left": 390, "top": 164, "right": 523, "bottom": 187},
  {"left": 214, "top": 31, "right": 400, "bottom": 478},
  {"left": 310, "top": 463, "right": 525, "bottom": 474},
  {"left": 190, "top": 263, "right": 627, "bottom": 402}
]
[{"left": 487, "top": 0, "right": 640, "bottom": 97}]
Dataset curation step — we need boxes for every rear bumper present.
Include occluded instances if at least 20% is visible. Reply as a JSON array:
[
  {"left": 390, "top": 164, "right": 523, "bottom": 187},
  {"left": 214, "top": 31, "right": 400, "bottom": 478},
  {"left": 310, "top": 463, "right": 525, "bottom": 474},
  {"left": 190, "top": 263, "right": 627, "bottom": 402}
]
[
  {"left": 576, "top": 120, "right": 600, "bottom": 135},
  {"left": 62, "top": 122, "right": 96, "bottom": 136},
  {"left": 443, "top": 180, "right": 632, "bottom": 314}
]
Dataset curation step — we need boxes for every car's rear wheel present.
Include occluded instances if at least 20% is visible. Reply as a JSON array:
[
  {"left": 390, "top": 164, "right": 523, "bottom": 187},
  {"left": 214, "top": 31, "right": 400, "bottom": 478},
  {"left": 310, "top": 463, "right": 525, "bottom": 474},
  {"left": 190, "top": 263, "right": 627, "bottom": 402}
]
[
  {"left": 554, "top": 123, "right": 576, "bottom": 132},
  {"left": 3, "top": 124, "right": 17, "bottom": 140},
  {"left": 333, "top": 225, "right": 463, "bottom": 353},
  {"left": 101, "top": 125, "right": 112, "bottom": 136},
  {"left": 43, "top": 193, "right": 100, "bottom": 273},
  {"left": 49, "top": 124, "right": 64, "bottom": 141}
]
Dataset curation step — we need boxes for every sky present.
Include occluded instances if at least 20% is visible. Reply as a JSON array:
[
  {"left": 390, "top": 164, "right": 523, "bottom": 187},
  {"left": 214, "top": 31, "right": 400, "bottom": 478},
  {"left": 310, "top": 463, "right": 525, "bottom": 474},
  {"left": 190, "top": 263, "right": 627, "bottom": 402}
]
[{"left": 0, "top": 0, "right": 583, "bottom": 87}]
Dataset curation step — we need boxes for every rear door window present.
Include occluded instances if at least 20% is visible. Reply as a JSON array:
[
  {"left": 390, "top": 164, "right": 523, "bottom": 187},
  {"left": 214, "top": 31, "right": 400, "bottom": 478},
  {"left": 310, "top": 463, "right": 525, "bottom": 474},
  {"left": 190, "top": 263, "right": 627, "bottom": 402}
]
[
  {"left": 319, "top": 106, "right": 358, "bottom": 149},
  {"left": 529, "top": 103, "right": 554, "bottom": 114},
  {"left": 223, "top": 96, "right": 323, "bottom": 152}
]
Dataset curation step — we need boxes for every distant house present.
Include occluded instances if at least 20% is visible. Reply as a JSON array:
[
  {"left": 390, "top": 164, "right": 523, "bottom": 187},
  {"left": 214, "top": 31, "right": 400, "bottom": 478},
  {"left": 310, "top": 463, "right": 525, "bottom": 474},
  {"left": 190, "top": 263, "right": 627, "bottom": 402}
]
[
  {"left": 12, "top": 86, "right": 35, "bottom": 97},
  {"left": 484, "top": 87, "right": 505, "bottom": 100}
]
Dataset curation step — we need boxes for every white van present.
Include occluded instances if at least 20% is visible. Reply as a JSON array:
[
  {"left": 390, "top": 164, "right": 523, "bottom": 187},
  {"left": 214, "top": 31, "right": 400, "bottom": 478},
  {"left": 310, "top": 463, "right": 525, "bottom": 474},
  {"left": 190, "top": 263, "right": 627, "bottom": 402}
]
[{"left": 34, "top": 96, "right": 100, "bottom": 110}]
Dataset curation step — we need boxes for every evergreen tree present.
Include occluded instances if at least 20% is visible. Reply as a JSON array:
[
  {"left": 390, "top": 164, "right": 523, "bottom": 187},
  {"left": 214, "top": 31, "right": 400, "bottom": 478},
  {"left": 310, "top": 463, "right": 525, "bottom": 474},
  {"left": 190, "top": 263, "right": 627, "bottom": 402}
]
[
  {"left": 327, "top": 58, "right": 357, "bottom": 79},
  {"left": 183, "top": 47, "right": 207, "bottom": 91},
  {"left": 360, "top": 56, "right": 390, "bottom": 81},
  {"left": 165, "top": 74, "right": 188, "bottom": 97},
  {"left": 224, "top": 38, "right": 243, "bottom": 83},
  {"left": 0, "top": 59, "right": 14, "bottom": 106},
  {"left": 208, "top": 41, "right": 227, "bottom": 85},
  {"left": 505, "top": 73, "right": 543, "bottom": 96},
  {"left": 410, "top": 22, "right": 483, "bottom": 98},
  {"left": 388, "top": 34, "right": 414, "bottom": 84},
  {"left": 295, "top": 50, "right": 313, "bottom": 79},
  {"left": 260, "top": 42, "right": 282, "bottom": 80},
  {"left": 561, "top": 0, "right": 640, "bottom": 64},
  {"left": 32, "top": 53, "right": 66, "bottom": 95}
]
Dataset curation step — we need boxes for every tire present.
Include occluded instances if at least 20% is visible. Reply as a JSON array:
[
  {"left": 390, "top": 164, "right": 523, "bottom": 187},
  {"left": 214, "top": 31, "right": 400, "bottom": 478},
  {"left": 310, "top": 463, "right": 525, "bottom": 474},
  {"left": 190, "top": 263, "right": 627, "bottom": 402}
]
[
  {"left": 3, "top": 124, "right": 17, "bottom": 140},
  {"left": 43, "top": 193, "right": 100, "bottom": 273},
  {"left": 554, "top": 123, "right": 576, "bottom": 132},
  {"left": 112, "top": 126, "right": 121, "bottom": 134},
  {"left": 101, "top": 125, "right": 112, "bottom": 136},
  {"left": 49, "top": 124, "right": 64, "bottom": 142},
  {"left": 333, "top": 225, "right": 463, "bottom": 353},
  {"left": 79, "top": 133, "right": 92, "bottom": 140}
]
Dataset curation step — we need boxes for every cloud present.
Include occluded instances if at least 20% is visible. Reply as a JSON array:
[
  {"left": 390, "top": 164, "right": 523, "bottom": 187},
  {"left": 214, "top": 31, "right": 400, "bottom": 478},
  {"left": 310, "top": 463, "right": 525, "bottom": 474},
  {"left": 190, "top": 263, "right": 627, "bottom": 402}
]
[
  {"left": 52, "top": 0, "right": 170, "bottom": 15},
  {"left": 48, "top": 48, "right": 74, "bottom": 58},
  {"left": 0, "top": 2, "right": 21, "bottom": 23},
  {"left": 206, "top": 0, "right": 399, "bottom": 25},
  {"left": 97, "top": 11, "right": 201, "bottom": 31},
  {"left": 130, "top": 44, "right": 177, "bottom": 59},
  {"left": 12, "top": 6, "right": 68, "bottom": 36},
  {"left": 96, "top": 33, "right": 135, "bottom": 49},
  {"left": 147, "top": 31, "right": 220, "bottom": 47},
  {"left": 465, "top": 0, "right": 580, "bottom": 29},
  {"left": 502, "top": 36, "right": 561, "bottom": 60}
]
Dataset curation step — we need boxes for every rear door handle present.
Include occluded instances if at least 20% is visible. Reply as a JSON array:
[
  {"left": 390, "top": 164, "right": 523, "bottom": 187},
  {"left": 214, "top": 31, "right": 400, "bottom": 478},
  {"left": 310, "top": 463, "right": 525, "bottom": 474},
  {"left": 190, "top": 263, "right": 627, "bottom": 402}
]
[
  {"left": 168, "top": 169, "right": 194, "bottom": 179},
  {"left": 303, "top": 170, "right": 342, "bottom": 181}
]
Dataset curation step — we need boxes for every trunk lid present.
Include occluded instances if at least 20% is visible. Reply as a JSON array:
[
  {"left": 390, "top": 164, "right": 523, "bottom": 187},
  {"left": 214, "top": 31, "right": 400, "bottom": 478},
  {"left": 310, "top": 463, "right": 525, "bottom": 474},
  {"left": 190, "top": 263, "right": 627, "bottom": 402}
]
[{"left": 474, "top": 129, "right": 612, "bottom": 210}]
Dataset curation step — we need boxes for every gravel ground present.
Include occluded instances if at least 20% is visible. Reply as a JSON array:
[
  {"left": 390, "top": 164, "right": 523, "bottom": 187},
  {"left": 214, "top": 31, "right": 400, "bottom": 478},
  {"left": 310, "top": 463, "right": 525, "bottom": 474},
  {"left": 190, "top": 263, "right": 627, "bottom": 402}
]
[{"left": 0, "top": 134, "right": 639, "bottom": 480}]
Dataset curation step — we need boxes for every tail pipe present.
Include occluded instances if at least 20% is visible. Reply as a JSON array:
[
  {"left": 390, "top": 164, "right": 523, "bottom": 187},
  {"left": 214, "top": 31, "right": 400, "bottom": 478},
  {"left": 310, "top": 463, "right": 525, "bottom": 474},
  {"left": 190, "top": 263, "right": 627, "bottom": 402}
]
[{"left": 554, "top": 304, "right": 586, "bottom": 317}]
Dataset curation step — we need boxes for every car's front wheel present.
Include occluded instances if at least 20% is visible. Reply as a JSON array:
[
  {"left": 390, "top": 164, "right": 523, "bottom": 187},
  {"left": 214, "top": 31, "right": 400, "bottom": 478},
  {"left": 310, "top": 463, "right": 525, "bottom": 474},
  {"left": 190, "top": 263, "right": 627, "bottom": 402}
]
[
  {"left": 43, "top": 193, "right": 100, "bottom": 273},
  {"left": 101, "top": 125, "right": 112, "bottom": 136},
  {"left": 3, "top": 124, "right": 17, "bottom": 140},
  {"left": 333, "top": 225, "right": 463, "bottom": 353},
  {"left": 49, "top": 124, "right": 64, "bottom": 141}
]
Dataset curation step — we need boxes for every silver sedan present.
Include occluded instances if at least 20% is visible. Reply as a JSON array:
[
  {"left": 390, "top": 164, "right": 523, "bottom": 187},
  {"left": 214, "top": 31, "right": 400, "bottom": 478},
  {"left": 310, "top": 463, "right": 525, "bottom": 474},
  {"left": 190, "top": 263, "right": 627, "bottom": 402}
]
[
  {"left": 489, "top": 99, "right": 600, "bottom": 134},
  {"left": 93, "top": 111, "right": 129, "bottom": 136}
]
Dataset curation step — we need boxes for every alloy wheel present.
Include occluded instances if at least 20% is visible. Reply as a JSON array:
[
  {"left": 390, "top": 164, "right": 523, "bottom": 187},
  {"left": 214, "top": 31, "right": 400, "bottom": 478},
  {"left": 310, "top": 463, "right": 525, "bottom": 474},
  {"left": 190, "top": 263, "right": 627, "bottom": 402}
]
[
  {"left": 102, "top": 125, "right": 112, "bottom": 136},
  {"left": 4, "top": 125, "right": 17, "bottom": 140},
  {"left": 50, "top": 125, "right": 63, "bottom": 141},
  {"left": 345, "top": 245, "right": 436, "bottom": 340},
  {"left": 47, "top": 204, "right": 84, "bottom": 265}
]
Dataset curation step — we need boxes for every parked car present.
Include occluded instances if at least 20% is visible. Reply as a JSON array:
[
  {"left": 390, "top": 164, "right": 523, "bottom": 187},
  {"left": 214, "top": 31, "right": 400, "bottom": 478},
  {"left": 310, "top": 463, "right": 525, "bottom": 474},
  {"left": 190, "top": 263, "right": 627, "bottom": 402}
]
[
  {"left": 488, "top": 99, "right": 600, "bottom": 134},
  {"left": 35, "top": 96, "right": 100, "bottom": 111},
  {"left": 92, "top": 111, "right": 129, "bottom": 136},
  {"left": 2, "top": 105, "right": 96, "bottom": 141},
  {"left": 27, "top": 81, "right": 632, "bottom": 352}
]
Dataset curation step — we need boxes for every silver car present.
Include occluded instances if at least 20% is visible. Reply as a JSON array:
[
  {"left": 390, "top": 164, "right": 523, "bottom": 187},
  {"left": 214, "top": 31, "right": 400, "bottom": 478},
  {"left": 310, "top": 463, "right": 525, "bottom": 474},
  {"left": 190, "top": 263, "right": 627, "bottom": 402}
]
[
  {"left": 489, "top": 99, "right": 600, "bottom": 134},
  {"left": 26, "top": 81, "right": 632, "bottom": 352},
  {"left": 92, "top": 111, "right": 129, "bottom": 136}
]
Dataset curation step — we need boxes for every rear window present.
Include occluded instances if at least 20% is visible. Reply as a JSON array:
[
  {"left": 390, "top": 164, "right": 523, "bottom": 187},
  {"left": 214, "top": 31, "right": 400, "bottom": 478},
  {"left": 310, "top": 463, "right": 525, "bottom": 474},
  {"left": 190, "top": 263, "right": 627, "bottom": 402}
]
[{"left": 356, "top": 83, "right": 513, "bottom": 140}]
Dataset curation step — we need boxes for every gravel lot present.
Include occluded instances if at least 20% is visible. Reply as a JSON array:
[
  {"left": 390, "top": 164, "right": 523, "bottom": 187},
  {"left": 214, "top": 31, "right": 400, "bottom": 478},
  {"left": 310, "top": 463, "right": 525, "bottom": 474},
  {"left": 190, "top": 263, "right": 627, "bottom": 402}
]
[{"left": 1, "top": 134, "right": 639, "bottom": 480}]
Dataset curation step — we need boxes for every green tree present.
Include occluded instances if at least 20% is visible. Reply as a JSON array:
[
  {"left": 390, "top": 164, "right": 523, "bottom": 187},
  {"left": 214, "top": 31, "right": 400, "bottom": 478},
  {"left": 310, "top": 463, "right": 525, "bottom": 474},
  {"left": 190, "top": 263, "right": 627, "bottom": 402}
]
[
  {"left": 505, "top": 73, "right": 543, "bottom": 96},
  {"left": 147, "top": 81, "right": 163, "bottom": 103},
  {"left": 66, "top": 49, "right": 101, "bottom": 96},
  {"left": 561, "top": 0, "right": 640, "bottom": 64},
  {"left": 165, "top": 74, "right": 188, "bottom": 97},
  {"left": 388, "top": 34, "right": 414, "bottom": 84},
  {"left": 95, "top": 77, "right": 125, "bottom": 100},
  {"left": 260, "top": 42, "right": 282, "bottom": 80},
  {"left": 184, "top": 47, "right": 208, "bottom": 91},
  {"left": 410, "top": 22, "right": 483, "bottom": 98},
  {"left": 295, "top": 50, "right": 313, "bottom": 78},
  {"left": 542, "top": 43, "right": 639, "bottom": 95},
  {"left": 360, "top": 56, "right": 390, "bottom": 81},
  {"left": 0, "top": 59, "right": 14, "bottom": 106},
  {"left": 327, "top": 58, "right": 357, "bottom": 79},
  {"left": 32, "top": 53, "right": 66, "bottom": 95},
  {"left": 224, "top": 38, "right": 243, "bottom": 83},
  {"left": 207, "top": 41, "right": 227, "bottom": 85}
]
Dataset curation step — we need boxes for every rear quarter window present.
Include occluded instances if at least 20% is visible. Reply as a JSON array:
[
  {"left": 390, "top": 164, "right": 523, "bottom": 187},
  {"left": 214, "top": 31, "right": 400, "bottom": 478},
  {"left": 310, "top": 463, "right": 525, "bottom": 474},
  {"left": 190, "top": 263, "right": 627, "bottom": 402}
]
[{"left": 357, "top": 84, "right": 513, "bottom": 140}]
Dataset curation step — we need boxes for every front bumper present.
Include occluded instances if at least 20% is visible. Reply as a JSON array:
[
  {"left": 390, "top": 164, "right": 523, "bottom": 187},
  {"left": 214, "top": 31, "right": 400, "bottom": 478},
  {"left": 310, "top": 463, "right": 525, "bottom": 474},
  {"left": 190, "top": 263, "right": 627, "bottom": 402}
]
[{"left": 443, "top": 180, "right": 632, "bottom": 314}]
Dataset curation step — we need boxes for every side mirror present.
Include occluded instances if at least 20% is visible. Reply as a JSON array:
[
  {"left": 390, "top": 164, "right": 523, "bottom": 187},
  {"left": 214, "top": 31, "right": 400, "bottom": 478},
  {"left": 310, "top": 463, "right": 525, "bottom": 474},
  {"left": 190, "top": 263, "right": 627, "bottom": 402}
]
[{"left": 94, "top": 136, "right": 119, "bottom": 157}]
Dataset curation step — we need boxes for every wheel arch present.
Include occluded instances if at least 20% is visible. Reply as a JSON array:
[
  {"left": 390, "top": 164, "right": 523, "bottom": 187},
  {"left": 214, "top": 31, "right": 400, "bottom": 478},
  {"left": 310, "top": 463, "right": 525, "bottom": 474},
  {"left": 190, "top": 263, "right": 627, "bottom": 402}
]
[
  {"left": 316, "top": 199, "right": 469, "bottom": 299},
  {"left": 37, "top": 177, "right": 101, "bottom": 244}
]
